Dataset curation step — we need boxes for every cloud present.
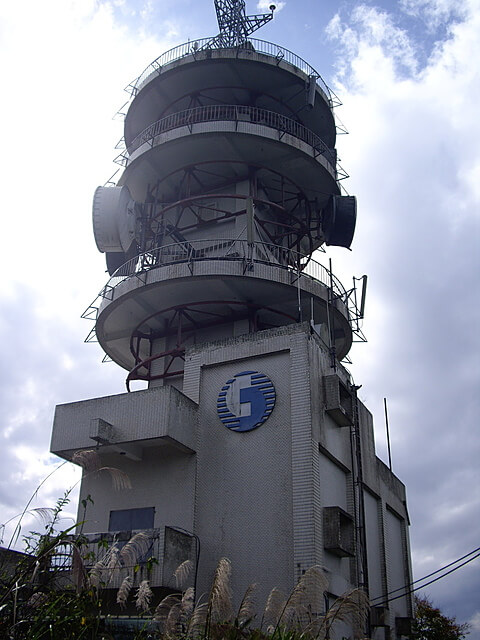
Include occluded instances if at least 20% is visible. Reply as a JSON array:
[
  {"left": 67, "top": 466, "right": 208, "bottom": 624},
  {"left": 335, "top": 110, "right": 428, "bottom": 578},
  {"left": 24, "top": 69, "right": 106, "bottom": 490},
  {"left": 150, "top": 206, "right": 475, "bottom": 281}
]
[
  {"left": 0, "top": 0, "right": 160, "bottom": 547},
  {"left": 471, "top": 612, "right": 480, "bottom": 633},
  {"left": 326, "top": 5, "right": 419, "bottom": 78},
  {"left": 400, "top": 0, "right": 467, "bottom": 30},
  {"left": 326, "top": 0, "right": 480, "bottom": 631}
]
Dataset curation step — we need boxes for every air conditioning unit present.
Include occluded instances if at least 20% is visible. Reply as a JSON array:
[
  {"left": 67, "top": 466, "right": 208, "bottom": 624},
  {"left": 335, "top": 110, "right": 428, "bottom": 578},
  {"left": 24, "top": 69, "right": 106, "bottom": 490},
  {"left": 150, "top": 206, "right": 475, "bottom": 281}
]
[
  {"left": 323, "top": 506, "right": 355, "bottom": 557},
  {"left": 324, "top": 374, "right": 353, "bottom": 426}
]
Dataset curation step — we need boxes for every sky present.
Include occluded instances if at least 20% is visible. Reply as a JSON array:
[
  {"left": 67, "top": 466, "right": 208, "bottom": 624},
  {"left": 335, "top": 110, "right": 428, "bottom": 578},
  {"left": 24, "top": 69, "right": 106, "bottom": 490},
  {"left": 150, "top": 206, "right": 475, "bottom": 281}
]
[{"left": 0, "top": 0, "right": 479, "bottom": 633}]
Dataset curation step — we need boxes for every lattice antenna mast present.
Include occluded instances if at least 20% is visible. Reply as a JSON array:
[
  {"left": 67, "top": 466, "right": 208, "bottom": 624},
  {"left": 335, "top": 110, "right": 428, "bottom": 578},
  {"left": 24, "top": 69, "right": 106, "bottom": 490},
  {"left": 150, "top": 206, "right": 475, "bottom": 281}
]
[{"left": 214, "top": 0, "right": 276, "bottom": 47}]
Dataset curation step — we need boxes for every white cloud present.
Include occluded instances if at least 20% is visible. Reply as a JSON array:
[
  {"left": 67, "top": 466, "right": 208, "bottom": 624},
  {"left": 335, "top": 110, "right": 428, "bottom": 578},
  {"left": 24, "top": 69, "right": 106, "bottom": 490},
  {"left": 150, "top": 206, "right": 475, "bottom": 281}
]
[
  {"left": 326, "top": 5, "right": 419, "bottom": 79},
  {"left": 471, "top": 612, "right": 480, "bottom": 632},
  {"left": 0, "top": 0, "right": 168, "bottom": 548},
  {"left": 400, "top": 0, "right": 467, "bottom": 30},
  {"left": 326, "top": 0, "right": 480, "bottom": 629}
]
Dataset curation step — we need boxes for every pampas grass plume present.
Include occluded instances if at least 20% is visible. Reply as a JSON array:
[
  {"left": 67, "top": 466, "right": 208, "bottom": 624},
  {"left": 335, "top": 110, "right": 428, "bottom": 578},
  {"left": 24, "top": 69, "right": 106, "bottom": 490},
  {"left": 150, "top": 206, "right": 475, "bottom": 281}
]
[
  {"left": 136, "top": 579, "right": 153, "bottom": 612},
  {"left": 117, "top": 575, "right": 133, "bottom": 608}
]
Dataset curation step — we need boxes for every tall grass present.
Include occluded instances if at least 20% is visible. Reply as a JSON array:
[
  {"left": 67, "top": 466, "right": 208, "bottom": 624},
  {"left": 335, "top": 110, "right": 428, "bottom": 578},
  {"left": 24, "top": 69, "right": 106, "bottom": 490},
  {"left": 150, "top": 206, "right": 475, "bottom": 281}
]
[{"left": 0, "top": 458, "right": 371, "bottom": 639}]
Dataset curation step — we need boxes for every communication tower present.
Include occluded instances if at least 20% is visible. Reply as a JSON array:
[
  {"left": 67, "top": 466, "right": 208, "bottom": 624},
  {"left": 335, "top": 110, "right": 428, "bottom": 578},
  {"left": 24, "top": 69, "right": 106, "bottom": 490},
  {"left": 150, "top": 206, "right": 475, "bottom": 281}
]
[{"left": 51, "top": 3, "right": 413, "bottom": 637}]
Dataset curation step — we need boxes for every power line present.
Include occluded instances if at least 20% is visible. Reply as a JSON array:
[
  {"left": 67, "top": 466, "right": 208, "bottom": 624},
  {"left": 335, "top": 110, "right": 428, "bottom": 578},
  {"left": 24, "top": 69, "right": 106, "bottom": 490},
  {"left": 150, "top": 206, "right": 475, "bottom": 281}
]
[
  {"left": 371, "top": 546, "right": 480, "bottom": 603},
  {"left": 372, "top": 549, "right": 480, "bottom": 607}
]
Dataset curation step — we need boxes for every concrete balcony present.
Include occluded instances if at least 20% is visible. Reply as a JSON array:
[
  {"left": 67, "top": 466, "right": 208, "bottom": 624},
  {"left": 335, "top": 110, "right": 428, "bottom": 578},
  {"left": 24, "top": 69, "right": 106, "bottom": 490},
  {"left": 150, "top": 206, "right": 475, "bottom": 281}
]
[
  {"left": 52, "top": 525, "right": 196, "bottom": 613},
  {"left": 51, "top": 385, "right": 197, "bottom": 460}
]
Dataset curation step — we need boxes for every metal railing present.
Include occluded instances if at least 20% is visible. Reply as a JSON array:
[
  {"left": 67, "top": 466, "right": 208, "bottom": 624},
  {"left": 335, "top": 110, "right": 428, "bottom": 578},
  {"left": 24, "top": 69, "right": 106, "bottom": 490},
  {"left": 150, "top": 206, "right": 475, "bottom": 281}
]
[
  {"left": 122, "top": 104, "right": 336, "bottom": 170},
  {"left": 51, "top": 529, "right": 163, "bottom": 589},
  {"left": 98, "top": 238, "right": 346, "bottom": 302},
  {"left": 127, "top": 37, "right": 334, "bottom": 104},
  {"left": 83, "top": 239, "right": 366, "bottom": 348}
]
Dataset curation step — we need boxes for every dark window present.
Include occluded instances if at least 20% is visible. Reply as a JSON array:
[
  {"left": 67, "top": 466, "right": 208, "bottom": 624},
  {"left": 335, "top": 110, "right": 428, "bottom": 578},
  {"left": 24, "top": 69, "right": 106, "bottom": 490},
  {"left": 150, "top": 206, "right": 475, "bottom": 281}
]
[{"left": 109, "top": 507, "right": 155, "bottom": 532}]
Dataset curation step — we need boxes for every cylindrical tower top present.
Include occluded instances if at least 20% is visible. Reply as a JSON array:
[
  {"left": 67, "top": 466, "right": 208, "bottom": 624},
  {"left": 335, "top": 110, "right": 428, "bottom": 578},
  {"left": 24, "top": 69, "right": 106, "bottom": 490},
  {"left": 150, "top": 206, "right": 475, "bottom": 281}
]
[{"left": 88, "top": 4, "right": 361, "bottom": 388}]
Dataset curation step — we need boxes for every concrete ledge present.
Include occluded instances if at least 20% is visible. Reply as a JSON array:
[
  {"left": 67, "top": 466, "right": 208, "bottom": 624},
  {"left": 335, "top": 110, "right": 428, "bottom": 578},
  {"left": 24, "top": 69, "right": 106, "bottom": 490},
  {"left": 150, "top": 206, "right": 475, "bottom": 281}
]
[{"left": 51, "top": 385, "right": 197, "bottom": 459}]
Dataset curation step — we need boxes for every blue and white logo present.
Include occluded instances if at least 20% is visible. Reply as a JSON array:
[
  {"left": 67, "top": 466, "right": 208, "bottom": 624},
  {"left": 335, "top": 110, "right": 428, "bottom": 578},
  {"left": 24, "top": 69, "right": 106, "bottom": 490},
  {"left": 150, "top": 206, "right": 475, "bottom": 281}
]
[{"left": 217, "top": 371, "right": 276, "bottom": 432}]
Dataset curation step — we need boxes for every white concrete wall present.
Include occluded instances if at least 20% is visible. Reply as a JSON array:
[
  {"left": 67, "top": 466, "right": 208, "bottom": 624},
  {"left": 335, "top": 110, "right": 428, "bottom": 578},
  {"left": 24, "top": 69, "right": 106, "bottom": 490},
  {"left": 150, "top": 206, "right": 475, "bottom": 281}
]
[
  {"left": 53, "top": 323, "right": 412, "bottom": 636},
  {"left": 194, "top": 350, "right": 293, "bottom": 607}
]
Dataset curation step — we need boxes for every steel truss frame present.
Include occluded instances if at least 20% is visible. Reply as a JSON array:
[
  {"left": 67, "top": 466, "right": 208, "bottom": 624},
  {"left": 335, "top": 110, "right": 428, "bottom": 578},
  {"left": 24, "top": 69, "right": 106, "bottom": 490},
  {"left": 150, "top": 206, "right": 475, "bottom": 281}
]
[
  {"left": 212, "top": 1, "right": 275, "bottom": 48},
  {"left": 125, "top": 300, "right": 296, "bottom": 390},
  {"left": 136, "top": 160, "right": 329, "bottom": 257}
]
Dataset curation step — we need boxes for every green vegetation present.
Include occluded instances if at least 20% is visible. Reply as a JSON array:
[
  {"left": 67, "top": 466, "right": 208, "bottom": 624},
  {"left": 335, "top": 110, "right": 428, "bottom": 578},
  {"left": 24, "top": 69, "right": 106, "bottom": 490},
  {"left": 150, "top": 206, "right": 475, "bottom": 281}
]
[
  {"left": 3, "top": 455, "right": 468, "bottom": 639},
  {"left": 412, "top": 596, "right": 470, "bottom": 640},
  {"left": 0, "top": 496, "right": 369, "bottom": 639}
]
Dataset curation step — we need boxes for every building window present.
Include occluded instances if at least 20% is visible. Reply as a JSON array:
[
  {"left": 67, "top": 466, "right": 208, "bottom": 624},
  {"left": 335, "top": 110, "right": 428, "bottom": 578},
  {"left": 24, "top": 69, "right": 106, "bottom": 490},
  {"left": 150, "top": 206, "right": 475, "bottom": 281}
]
[{"left": 109, "top": 507, "right": 155, "bottom": 532}]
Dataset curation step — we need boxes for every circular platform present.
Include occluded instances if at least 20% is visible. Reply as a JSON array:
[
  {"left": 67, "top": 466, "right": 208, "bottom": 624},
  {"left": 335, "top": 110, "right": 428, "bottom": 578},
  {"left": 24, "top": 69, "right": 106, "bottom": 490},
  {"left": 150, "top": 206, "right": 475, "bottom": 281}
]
[
  {"left": 94, "top": 247, "right": 353, "bottom": 372},
  {"left": 125, "top": 46, "right": 336, "bottom": 148},
  {"left": 119, "top": 118, "right": 338, "bottom": 207}
]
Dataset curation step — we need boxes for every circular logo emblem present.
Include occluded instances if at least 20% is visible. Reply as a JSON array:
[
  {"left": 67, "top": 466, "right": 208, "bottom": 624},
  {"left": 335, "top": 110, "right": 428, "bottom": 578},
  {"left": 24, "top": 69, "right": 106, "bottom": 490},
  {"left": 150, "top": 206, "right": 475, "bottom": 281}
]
[{"left": 217, "top": 371, "right": 276, "bottom": 432}]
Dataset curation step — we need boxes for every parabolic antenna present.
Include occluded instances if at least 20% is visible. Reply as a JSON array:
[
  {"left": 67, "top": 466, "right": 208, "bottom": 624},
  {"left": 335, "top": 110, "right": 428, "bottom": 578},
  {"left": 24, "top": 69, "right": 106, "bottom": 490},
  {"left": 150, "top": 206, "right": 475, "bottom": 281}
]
[
  {"left": 323, "top": 195, "right": 357, "bottom": 249},
  {"left": 92, "top": 185, "right": 137, "bottom": 254}
]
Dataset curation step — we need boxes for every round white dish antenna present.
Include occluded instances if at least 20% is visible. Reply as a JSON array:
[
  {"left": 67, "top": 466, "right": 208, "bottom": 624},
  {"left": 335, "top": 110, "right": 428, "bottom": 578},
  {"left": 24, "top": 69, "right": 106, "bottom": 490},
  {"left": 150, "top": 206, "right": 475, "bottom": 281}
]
[{"left": 92, "top": 186, "right": 137, "bottom": 253}]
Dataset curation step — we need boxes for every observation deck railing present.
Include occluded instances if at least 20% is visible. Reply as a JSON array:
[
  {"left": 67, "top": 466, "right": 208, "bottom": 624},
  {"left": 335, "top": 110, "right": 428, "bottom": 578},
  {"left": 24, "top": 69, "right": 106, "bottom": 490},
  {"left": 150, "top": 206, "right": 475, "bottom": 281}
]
[
  {"left": 126, "top": 37, "right": 335, "bottom": 105},
  {"left": 99, "top": 239, "right": 346, "bottom": 303},
  {"left": 121, "top": 104, "right": 337, "bottom": 171},
  {"left": 82, "top": 239, "right": 365, "bottom": 350}
]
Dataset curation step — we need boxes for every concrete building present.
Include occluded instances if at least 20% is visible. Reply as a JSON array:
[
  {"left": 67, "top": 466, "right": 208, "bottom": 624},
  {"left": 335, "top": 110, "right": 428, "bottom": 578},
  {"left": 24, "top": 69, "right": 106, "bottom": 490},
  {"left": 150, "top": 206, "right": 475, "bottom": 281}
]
[{"left": 51, "top": 2, "right": 413, "bottom": 637}]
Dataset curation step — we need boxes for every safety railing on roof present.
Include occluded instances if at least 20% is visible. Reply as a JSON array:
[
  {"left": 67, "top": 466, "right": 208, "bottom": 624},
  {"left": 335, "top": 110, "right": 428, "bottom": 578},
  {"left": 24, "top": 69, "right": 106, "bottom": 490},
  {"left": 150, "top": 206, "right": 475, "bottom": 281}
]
[
  {"left": 126, "top": 37, "right": 336, "bottom": 105},
  {"left": 123, "top": 105, "right": 337, "bottom": 170}
]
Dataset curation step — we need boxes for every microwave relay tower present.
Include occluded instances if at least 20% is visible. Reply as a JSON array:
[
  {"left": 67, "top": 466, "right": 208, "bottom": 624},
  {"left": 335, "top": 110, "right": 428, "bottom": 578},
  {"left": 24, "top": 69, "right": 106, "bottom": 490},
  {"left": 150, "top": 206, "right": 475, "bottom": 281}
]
[{"left": 51, "top": 2, "right": 413, "bottom": 637}]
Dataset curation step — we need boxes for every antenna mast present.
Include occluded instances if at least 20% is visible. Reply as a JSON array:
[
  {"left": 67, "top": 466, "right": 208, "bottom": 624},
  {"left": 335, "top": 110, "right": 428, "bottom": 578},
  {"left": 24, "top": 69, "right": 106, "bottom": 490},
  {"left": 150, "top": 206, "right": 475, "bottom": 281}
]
[{"left": 214, "top": 0, "right": 276, "bottom": 47}]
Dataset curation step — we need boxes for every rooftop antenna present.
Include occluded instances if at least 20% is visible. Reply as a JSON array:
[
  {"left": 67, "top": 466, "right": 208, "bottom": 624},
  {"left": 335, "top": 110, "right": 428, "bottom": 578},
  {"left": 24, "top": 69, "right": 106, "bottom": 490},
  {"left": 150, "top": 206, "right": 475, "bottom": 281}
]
[
  {"left": 384, "top": 397, "right": 393, "bottom": 471},
  {"left": 214, "top": 1, "right": 276, "bottom": 47}
]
